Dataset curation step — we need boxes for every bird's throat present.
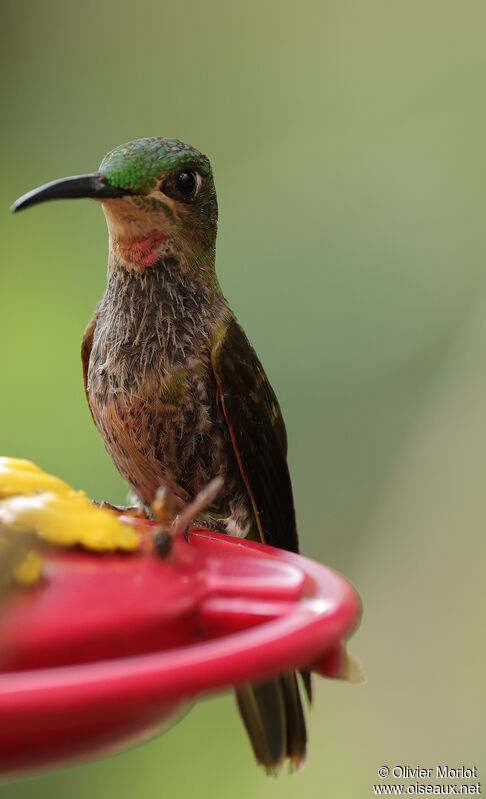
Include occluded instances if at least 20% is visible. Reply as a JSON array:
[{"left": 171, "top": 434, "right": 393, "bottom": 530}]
[{"left": 113, "top": 230, "right": 168, "bottom": 269}]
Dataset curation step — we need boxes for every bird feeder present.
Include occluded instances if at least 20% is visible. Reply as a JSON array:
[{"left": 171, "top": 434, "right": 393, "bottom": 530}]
[{"left": 0, "top": 521, "right": 360, "bottom": 776}]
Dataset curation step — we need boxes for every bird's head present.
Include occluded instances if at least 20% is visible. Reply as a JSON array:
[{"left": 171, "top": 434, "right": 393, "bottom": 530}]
[{"left": 12, "top": 137, "right": 219, "bottom": 279}]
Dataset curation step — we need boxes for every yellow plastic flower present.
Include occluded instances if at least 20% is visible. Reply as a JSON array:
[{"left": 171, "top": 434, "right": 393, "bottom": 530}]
[
  {"left": 0, "top": 457, "right": 73, "bottom": 498},
  {"left": 0, "top": 457, "right": 139, "bottom": 554},
  {"left": 13, "top": 550, "right": 43, "bottom": 586}
]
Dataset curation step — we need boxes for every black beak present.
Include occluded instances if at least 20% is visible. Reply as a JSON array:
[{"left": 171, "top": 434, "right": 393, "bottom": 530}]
[{"left": 11, "top": 173, "right": 130, "bottom": 213}]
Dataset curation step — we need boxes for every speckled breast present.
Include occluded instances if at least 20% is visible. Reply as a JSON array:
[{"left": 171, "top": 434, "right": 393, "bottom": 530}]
[{"left": 85, "top": 259, "right": 252, "bottom": 535}]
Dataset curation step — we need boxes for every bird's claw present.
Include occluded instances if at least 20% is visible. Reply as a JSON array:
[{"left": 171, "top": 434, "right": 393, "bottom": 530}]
[{"left": 150, "top": 477, "right": 224, "bottom": 557}]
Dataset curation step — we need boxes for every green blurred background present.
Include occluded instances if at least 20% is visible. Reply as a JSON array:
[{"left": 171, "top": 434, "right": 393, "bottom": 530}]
[{"left": 1, "top": 1, "right": 485, "bottom": 796}]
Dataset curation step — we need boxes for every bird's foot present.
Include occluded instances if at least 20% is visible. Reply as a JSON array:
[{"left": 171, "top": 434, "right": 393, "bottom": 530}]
[
  {"left": 93, "top": 501, "right": 149, "bottom": 519},
  {"left": 150, "top": 478, "right": 224, "bottom": 556},
  {"left": 190, "top": 519, "right": 228, "bottom": 534}
]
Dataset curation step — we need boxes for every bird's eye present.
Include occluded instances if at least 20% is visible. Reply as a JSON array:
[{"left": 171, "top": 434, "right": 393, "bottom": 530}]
[{"left": 162, "top": 170, "right": 200, "bottom": 202}]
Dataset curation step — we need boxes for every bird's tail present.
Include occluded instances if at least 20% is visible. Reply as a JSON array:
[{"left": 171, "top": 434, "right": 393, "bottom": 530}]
[{"left": 235, "top": 671, "right": 307, "bottom": 772}]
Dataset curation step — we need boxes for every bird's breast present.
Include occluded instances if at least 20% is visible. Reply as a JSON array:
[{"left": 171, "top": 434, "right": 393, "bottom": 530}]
[
  {"left": 87, "top": 345, "right": 228, "bottom": 507},
  {"left": 84, "top": 261, "right": 236, "bottom": 507}
]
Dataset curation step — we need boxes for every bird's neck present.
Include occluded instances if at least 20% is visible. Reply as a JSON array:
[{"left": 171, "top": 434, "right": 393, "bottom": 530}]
[
  {"left": 106, "top": 230, "right": 220, "bottom": 292},
  {"left": 101, "top": 202, "right": 219, "bottom": 291},
  {"left": 97, "top": 253, "right": 227, "bottom": 370}
]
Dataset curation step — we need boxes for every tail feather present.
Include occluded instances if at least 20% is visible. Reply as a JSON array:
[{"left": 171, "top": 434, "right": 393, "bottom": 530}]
[
  {"left": 301, "top": 669, "right": 313, "bottom": 705},
  {"left": 235, "top": 672, "right": 307, "bottom": 772},
  {"left": 281, "top": 672, "right": 307, "bottom": 767}
]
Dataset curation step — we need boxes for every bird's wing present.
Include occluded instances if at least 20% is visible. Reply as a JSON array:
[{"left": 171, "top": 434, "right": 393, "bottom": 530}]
[
  {"left": 81, "top": 318, "right": 96, "bottom": 421},
  {"left": 211, "top": 314, "right": 299, "bottom": 553}
]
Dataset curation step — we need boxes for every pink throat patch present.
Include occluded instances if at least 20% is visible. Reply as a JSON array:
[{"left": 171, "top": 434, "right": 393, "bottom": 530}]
[{"left": 115, "top": 230, "right": 168, "bottom": 268}]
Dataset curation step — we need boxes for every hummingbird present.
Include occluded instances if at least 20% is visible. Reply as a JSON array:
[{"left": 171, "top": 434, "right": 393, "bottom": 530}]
[{"left": 12, "top": 137, "right": 309, "bottom": 771}]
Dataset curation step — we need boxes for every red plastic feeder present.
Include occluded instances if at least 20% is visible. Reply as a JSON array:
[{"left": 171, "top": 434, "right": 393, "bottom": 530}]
[{"left": 0, "top": 526, "right": 361, "bottom": 776}]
